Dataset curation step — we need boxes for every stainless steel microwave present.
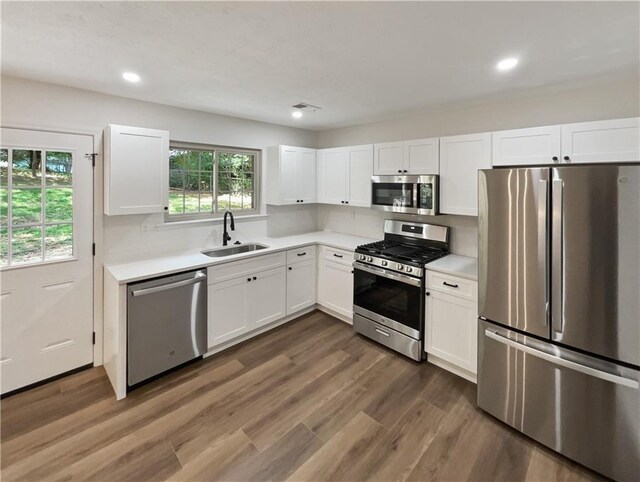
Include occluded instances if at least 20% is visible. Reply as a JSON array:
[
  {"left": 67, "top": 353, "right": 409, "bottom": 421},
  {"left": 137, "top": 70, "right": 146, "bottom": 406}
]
[{"left": 371, "top": 175, "right": 439, "bottom": 215}]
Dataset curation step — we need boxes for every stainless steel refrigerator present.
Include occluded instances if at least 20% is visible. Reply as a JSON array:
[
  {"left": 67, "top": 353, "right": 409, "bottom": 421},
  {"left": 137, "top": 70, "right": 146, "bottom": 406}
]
[{"left": 477, "top": 164, "right": 640, "bottom": 481}]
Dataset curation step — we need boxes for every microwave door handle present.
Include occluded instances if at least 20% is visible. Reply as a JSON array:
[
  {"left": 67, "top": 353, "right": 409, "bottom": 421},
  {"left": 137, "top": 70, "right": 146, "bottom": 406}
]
[{"left": 412, "top": 183, "right": 418, "bottom": 209}]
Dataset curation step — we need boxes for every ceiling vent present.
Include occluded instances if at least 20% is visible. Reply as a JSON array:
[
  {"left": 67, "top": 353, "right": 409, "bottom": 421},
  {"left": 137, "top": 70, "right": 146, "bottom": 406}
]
[{"left": 291, "top": 102, "right": 322, "bottom": 112}]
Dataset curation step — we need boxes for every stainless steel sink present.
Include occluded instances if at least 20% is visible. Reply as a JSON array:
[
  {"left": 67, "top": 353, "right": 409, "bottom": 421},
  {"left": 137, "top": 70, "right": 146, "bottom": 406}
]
[{"left": 201, "top": 243, "right": 269, "bottom": 258}]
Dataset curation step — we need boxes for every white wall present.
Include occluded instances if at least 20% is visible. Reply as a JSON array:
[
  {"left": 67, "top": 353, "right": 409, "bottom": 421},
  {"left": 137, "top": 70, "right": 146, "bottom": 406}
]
[
  {"left": 315, "top": 76, "right": 640, "bottom": 255},
  {"left": 0, "top": 75, "right": 318, "bottom": 264}
]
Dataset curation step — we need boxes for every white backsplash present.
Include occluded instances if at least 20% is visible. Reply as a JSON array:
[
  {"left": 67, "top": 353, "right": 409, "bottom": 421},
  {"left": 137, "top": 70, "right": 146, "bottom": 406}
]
[{"left": 316, "top": 205, "right": 478, "bottom": 257}]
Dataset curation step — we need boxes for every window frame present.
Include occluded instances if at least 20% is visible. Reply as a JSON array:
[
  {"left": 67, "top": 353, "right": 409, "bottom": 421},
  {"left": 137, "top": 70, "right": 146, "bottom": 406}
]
[
  {"left": 165, "top": 142, "right": 261, "bottom": 222},
  {"left": 0, "top": 145, "right": 76, "bottom": 268}
]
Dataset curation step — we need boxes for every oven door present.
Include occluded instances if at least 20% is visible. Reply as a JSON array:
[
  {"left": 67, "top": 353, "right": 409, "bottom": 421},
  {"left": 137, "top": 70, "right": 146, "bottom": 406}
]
[
  {"left": 353, "top": 262, "right": 424, "bottom": 339},
  {"left": 371, "top": 176, "right": 418, "bottom": 214}
]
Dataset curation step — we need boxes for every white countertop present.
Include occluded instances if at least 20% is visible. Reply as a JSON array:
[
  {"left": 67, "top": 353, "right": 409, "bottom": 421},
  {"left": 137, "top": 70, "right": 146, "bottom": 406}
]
[
  {"left": 105, "top": 231, "right": 376, "bottom": 284},
  {"left": 426, "top": 254, "right": 478, "bottom": 281}
]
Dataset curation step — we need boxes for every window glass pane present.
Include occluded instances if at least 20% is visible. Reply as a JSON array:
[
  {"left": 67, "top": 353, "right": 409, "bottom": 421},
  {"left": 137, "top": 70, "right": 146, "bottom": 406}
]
[
  {"left": 170, "top": 149, "right": 200, "bottom": 170},
  {"left": 184, "top": 173, "right": 200, "bottom": 213},
  {"left": 217, "top": 193, "right": 230, "bottom": 211},
  {"left": 45, "top": 188, "right": 73, "bottom": 223},
  {"left": 45, "top": 151, "right": 73, "bottom": 186},
  {"left": 199, "top": 172, "right": 213, "bottom": 212},
  {"left": 12, "top": 226, "right": 42, "bottom": 265},
  {"left": 217, "top": 172, "right": 231, "bottom": 193},
  {"left": 0, "top": 188, "right": 7, "bottom": 225},
  {"left": 218, "top": 152, "right": 232, "bottom": 171},
  {"left": 12, "top": 149, "right": 42, "bottom": 187},
  {"left": 229, "top": 193, "right": 243, "bottom": 210},
  {"left": 12, "top": 188, "right": 41, "bottom": 225},
  {"left": 201, "top": 152, "right": 213, "bottom": 171},
  {"left": 0, "top": 149, "right": 7, "bottom": 186},
  {"left": 243, "top": 192, "right": 254, "bottom": 210},
  {"left": 0, "top": 226, "right": 7, "bottom": 266},
  {"left": 45, "top": 224, "right": 73, "bottom": 260},
  {"left": 168, "top": 170, "right": 185, "bottom": 214}
]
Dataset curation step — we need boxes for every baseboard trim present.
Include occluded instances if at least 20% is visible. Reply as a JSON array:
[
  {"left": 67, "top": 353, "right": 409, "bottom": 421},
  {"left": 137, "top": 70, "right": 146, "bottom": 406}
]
[
  {"left": 316, "top": 304, "right": 353, "bottom": 325},
  {"left": 1, "top": 363, "right": 94, "bottom": 399},
  {"left": 426, "top": 353, "right": 477, "bottom": 383}
]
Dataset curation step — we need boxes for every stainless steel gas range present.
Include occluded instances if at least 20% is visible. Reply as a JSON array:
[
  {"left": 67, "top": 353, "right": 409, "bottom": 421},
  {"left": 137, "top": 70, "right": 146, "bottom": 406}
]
[{"left": 352, "top": 220, "right": 449, "bottom": 360}]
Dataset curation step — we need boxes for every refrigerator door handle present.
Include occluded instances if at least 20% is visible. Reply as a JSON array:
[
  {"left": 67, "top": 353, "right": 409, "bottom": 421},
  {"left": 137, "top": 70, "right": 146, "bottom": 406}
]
[
  {"left": 485, "top": 329, "right": 639, "bottom": 389},
  {"left": 552, "top": 178, "right": 564, "bottom": 335},
  {"left": 538, "top": 179, "right": 549, "bottom": 324}
]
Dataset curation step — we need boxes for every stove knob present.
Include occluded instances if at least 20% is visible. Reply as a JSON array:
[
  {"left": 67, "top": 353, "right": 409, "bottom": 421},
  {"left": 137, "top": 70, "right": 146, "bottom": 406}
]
[
  {"left": 381, "top": 260, "right": 388, "bottom": 266},
  {"left": 366, "top": 256, "right": 373, "bottom": 262},
  {"left": 396, "top": 264, "right": 403, "bottom": 271},
  {"left": 359, "top": 254, "right": 366, "bottom": 261},
  {"left": 406, "top": 267, "right": 413, "bottom": 273}
]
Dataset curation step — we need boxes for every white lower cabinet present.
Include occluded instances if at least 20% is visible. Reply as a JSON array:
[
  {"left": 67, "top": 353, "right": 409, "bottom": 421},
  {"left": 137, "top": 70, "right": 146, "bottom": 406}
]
[
  {"left": 317, "top": 247, "right": 354, "bottom": 321},
  {"left": 207, "top": 260, "right": 286, "bottom": 349},
  {"left": 424, "top": 271, "right": 478, "bottom": 380},
  {"left": 287, "top": 259, "right": 316, "bottom": 315}
]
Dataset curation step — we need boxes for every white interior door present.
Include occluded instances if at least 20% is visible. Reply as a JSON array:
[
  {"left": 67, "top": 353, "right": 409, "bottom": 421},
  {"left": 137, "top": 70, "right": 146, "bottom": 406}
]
[{"left": 0, "top": 128, "right": 94, "bottom": 394}]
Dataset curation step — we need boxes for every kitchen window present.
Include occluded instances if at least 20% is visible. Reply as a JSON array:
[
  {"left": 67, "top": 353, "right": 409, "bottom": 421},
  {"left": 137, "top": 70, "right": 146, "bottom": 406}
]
[{"left": 168, "top": 144, "right": 259, "bottom": 220}]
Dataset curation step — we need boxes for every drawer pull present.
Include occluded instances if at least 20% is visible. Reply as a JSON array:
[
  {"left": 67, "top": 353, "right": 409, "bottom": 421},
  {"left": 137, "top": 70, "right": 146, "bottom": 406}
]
[
  {"left": 333, "top": 254, "right": 343, "bottom": 258},
  {"left": 443, "top": 281, "right": 459, "bottom": 288},
  {"left": 375, "top": 328, "right": 390, "bottom": 337},
  {"left": 297, "top": 252, "right": 307, "bottom": 257}
]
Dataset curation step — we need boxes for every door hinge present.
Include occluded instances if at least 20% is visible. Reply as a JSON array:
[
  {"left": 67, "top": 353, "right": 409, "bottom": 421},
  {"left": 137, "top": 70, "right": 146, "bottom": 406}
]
[
  {"left": 92, "top": 243, "right": 96, "bottom": 256},
  {"left": 85, "top": 152, "right": 97, "bottom": 167},
  {"left": 92, "top": 332, "right": 96, "bottom": 345}
]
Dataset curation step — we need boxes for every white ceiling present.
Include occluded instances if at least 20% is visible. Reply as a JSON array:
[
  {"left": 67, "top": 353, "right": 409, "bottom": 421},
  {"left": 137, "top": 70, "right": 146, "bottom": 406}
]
[{"left": 2, "top": 2, "right": 638, "bottom": 130}]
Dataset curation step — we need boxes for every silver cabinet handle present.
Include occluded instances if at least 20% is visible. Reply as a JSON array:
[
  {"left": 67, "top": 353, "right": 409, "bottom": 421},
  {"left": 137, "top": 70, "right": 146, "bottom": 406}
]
[
  {"left": 375, "top": 328, "right": 390, "bottom": 337},
  {"left": 485, "top": 329, "right": 639, "bottom": 389},
  {"left": 131, "top": 273, "right": 206, "bottom": 297}
]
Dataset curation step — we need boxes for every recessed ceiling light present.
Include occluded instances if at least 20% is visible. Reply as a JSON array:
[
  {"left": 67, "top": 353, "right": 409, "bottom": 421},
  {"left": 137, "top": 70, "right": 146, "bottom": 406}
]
[
  {"left": 122, "top": 72, "right": 141, "bottom": 83},
  {"left": 291, "top": 111, "right": 303, "bottom": 119},
  {"left": 496, "top": 58, "right": 519, "bottom": 71}
]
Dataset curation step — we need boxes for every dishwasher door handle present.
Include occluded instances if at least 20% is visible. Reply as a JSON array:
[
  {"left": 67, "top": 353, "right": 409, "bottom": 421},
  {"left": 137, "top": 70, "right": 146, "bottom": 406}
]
[{"left": 131, "top": 273, "right": 206, "bottom": 297}]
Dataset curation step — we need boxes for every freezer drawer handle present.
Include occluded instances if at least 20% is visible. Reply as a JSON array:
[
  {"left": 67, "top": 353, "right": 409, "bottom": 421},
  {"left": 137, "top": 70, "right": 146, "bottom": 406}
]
[
  {"left": 485, "top": 329, "right": 639, "bottom": 389},
  {"left": 442, "top": 281, "right": 459, "bottom": 288},
  {"left": 131, "top": 273, "right": 206, "bottom": 297}
]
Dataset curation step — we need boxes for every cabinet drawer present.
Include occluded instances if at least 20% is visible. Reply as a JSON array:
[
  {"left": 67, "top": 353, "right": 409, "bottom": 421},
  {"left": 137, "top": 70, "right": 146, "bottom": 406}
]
[
  {"left": 208, "top": 252, "right": 286, "bottom": 284},
  {"left": 286, "top": 245, "right": 317, "bottom": 265},
  {"left": 321, "top": 246, "right": 353, "bottom": 266},
  {"left": 426, "top": 271, "right": 477, "bottom": 301}
]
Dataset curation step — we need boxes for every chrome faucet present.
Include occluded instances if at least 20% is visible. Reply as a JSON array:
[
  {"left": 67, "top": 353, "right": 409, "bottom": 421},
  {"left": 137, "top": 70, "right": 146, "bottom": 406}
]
[{"left": 222, "top": 210, "right": 235, "bottom": 246}]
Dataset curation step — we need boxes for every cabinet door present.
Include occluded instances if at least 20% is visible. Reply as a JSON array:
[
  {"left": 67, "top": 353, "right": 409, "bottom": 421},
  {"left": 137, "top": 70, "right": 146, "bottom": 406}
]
[
  {"left": 318, "top": 148, "right": 349, "bottom": 205},
  {"left": 105, "top": 124, "right": 169, "bottom": 215},
  {"left": 286, "top": 260, "right": 316, "bottom": 314},
  {"left": 279, "top": 146, "right": 299, "bottom": 205},
  {"left": 440, "top": 133, "right": 491, "bottom": 216},
  {"left": 248, "top": 266, "right": 286, "bottom": 328},
  {"left": 425, "top": 290, "right": 478, "bottom": 374},
  {"left": 208, "top": 277, "right": 248, "bottom": 348},
  {"left": 318, "top": 260, "right": 353, "bottom": 320},
  {"left": 492, "top": 126, "right": 562, "bottom": 166},
  {"left": 347, "top": 145, "right": 373, "bottom": 207},
  {"left": 297, "top": 148, "right": 317, "bottom": 203},
  {"left": 561, "top": 118, "right": 640, "bottom": 164},
  {"left": 404, "top": 138, "right": 439, "bottom": 174},
  {"left": 373, "top": 142, "right": 404, "bottom": 175}
]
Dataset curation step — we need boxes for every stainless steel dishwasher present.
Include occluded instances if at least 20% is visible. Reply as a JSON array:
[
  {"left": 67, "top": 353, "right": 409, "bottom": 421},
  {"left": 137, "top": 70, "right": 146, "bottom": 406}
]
[{"left": 127, "top": 268, "right": 207, "bottom": 386}]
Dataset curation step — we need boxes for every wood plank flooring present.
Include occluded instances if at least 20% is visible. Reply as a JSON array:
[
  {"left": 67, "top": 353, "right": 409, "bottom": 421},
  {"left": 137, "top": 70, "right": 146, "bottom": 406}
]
[{"left": 1, "top": 310, "right": 604, "bottom": 481}]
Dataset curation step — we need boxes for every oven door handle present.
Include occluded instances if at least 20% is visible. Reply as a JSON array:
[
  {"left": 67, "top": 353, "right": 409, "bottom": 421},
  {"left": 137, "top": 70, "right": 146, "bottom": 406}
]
[{"left": 352, "top": 262, "right": 422, "bottom": 287}]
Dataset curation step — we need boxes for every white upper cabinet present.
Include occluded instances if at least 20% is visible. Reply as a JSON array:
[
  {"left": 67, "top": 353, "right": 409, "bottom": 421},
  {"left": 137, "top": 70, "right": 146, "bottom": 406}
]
[
  {"left": 492, "top": 125, "right": 562, "bottom": 166},
  {"left": 373, "top": 142, "right": 404, "bottom": 175},
  {"left": 347, "top": 145, "right": 374, "bottom": 207},
  {"left": 317, "top": 148, "right": 349, "bottom": 205},
  {"left": 440, "top": 133, "right": 491, "bottom": 216},
  {"left": 374, "top": 138, "right": 439, "bottom": 175},
  {"left": 266, "top": 145, "right": 316, "bottom": 205},
  {"left": 104, "top": 124, "right": 169, "bottom": 215},
  {"left": 404, "top": 138, "right": 439, "bottom": 174},
  {"left": 317, "top": 144, "right": 373, "bottom": 207},
  {"left": 491, "top": 118, "right": 639, "bottom": 166},
  {"left": 561, "top": 118, "right": 640, "bottom": 164}
]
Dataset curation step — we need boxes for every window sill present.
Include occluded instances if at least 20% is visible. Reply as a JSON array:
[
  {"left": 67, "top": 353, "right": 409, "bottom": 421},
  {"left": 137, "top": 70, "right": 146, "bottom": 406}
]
[{"left": 154, "top": 213, "right": 268, "bottom": 229}]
